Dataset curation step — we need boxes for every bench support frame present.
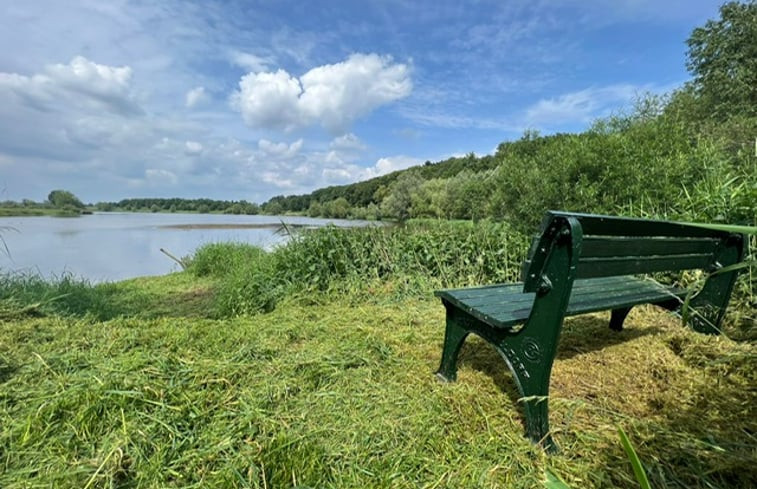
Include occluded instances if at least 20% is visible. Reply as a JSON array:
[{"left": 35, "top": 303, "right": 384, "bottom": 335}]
[
  {"left": 435, "top": 212, "right": 746, "bottom": 451},
  {"left": 437, "top": 216, "right": 580, "bottom": 450}
]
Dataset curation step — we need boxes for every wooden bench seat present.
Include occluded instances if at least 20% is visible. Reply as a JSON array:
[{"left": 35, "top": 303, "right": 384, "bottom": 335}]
[{"left": 434, "top": 211, "right": 746, "bottom": 451}]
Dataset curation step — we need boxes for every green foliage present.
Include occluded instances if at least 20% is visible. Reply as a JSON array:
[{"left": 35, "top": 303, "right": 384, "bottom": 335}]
[
  {"left": 95, "top": 197, "right": 260, "bottom": 215},
  {"left": 410, "top": 178, "right": 447, "bottom": 218},
  {"left": 185, "top": 221, "right": 529, "bottom": 316},
  {"left": 0, "top": 272, "right": 118, "bottom": 319},
  {"left": 442, "top": 169, "right": 492, "bottom": 221},
  {"left": 320, "top": 197, "right": 351, "bottom": 219},
  {"left": 380, "top": 172, "right": 424, "bottom": 221},
  {"left": 307, "top": 200, "right": 322, "bottom": 217},
  {"left": 214, "top": 257, "right": 280, "bottom": 316},
  {"left": 545, "top": 428, "right": 652, "bottom": 489},
  {"left": 544, "top": 470, "right": 572, "bottom": 489},
  {"left": 187, "top": 242, "right": 280, "bottom": 316},
  {"left": 686, "top": 1, "right": 757, "bottom": 121},
  {"left": 187, "top": 242, "right": 267, "bottom": 278}
]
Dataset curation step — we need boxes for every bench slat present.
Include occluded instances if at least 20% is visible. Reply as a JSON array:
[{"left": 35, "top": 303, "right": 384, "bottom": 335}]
[
  {"left": 566, "top": 287, "right": 684, "bottom": 316},
  {"left": 444, "top": 276, "right": 641, "bottom": 308},
  {"left": 437, "top": 276, "right": 684, "bottom": 330},
  {"left": 473, "top": 279, "right": 680, "bottom": 322},
  {"left": 550, "top": 211, "right": 730, "bottom": 238},
  {"left": 577, "top": 253, "right": 713, "bottom": 278},
  {"left": 581, "top": 237, "right": 719, "bottom": 258}
]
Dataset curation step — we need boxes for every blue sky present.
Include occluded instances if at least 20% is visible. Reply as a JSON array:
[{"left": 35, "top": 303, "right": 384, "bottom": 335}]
[{"left": 0, "top": 0, "right": 724, "bottom": 203}]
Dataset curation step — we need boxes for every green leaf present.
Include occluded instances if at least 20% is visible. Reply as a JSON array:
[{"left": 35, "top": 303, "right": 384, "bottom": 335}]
[
  {"left": 544, "top": 469, "right": 572, "bottom": 489},
  {"left": 618, "top": 426, "right": 651, "bottom": 489}
]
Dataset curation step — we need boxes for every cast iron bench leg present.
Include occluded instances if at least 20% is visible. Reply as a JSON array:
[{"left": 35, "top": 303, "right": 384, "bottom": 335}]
[
  {"left": 609, "top": 307, "right": 632, "bottom": 331},
  {"left": 493, "top": 329, "right": 559, "bottom": 452},
  {"left": 435, "top": 303, "right": 470, "bottom": 382},
  {"left": 436, "top": 305, "right": 561, "bottom": 452}
]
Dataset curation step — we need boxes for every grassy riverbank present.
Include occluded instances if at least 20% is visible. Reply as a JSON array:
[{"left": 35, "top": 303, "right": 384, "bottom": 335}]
[
  {"left": 1, "top": 222, "right": 755, "bottom": 488},
  {"left": 0, "top": 207, "right": 85, "bottom": 217},
  {"left": 1, "top": 278, "right": 755, "bottom": 488}
]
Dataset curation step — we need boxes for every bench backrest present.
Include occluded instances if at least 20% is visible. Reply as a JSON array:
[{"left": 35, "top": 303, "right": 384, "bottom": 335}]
[{"left": 521, "top": 211, "right": 746, "bottom": 293}]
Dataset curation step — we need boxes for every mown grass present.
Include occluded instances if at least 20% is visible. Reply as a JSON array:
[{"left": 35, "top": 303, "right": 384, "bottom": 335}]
[{"left": 1, "top": 293, "right": 754, "bottom": 488}]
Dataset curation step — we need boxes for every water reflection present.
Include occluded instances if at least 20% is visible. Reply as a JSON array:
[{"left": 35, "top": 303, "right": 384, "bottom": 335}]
[{"left": 0, "top": 213, "right": 374, "bottom": 282}]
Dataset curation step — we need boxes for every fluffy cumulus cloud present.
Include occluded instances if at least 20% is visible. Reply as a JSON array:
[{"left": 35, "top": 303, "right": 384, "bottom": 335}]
[
  {"left": 231, "top": 53, "right": 412, "bottom": 133},
  {"left": 0, "top": 56, "right": 140, "bottom": 116},
  {"left": 322, "top": 155, "right": 422, "bottom": 184},
  {"left": 258, "top": 138, "right": 303, "bottom": 158},
  {"left": 0, "top": 56, "right": 146, "bottom": 169},
  {"left": 184, "top": 140, "right": 203, "bottom": 154}
]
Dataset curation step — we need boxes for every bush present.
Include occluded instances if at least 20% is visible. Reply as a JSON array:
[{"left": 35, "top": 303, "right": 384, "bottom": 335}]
[{"left": 187, "top": 242, "right": 267, "bottom": 278}]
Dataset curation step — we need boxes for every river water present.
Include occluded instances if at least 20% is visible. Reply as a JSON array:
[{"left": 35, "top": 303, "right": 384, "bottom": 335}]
[{"left": 0, "top": 213, "right": 373, "bottom": 282}]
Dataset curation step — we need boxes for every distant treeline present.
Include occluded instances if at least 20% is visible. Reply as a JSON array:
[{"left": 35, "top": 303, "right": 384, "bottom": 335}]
[
  {"left": 95, "top": 198, "right": 260, "bottom": 215},
  {"left": 260, "top": 152, "right": 495, "bottom": 217}
]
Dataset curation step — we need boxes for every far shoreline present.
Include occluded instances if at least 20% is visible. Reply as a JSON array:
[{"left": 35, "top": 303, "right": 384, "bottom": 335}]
[{"left": 158, "top": 222, "right": 314, "bottom": 230}]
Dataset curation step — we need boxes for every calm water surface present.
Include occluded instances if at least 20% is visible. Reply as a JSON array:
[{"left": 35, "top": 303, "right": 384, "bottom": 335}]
[{"left": 0, "top": 213, "right": 373, "bottom": 282}]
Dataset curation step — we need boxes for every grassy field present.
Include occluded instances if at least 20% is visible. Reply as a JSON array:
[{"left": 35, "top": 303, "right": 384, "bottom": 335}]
[{"left": 1, "top": 268, "right": 755, "bottom": 488}]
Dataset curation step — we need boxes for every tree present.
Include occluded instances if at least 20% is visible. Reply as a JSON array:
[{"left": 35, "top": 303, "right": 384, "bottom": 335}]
[
  {"left": 380, "top": 172, "right": 423, "bottom": 222},
  {"left": 686, "top": 1, "right": 757, "bottom": 120},
  {"left": 308, "top": 201, "right": 323, "bottom": 217},
  {"left": 410, "top": 178, "right": 447, "bottom": 218},
  {"left": 48, "top": 190, "right": 84, "bottom": 209},
  {"left": 322, "top": 198, "right": 351, "bottom": 219}
]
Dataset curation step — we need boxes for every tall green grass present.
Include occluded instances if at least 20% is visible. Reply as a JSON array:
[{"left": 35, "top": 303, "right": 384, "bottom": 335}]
[
  {"left": 0, "top": 273, "right": 121, "bottom": 319},
  {"left": 0, "top": 271, "right": 215, "bottom": 321},
  {"left": 186, "top": 221, "right": 530, "bottom": 317},
  {"left": 185, "top": 219, "right": 753, "bottom": 340}
]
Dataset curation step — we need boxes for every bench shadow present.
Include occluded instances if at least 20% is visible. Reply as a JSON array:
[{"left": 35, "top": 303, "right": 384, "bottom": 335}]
[
  {"left": 585, "top": 341, "right": 757, "bottom": 488},
  {"left": 555, "top": 315, "right": 664, "bottom": 361},
  {"left": 454, "top": 313, "right": 756, "bottom": 487},
  {"left": 456, "top": 314, "right": 665, "bottom": 408}
]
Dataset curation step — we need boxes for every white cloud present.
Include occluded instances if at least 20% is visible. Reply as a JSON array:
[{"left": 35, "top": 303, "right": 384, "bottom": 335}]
[
  {"left": 258, "top": 138, "right": 303, "bottom": 158},
  {"left": 370, "top": 155, "right": 422, "bottom": 177},
  {"left": 230, "top": 69, "right": 304, "bottom": 131},
  {"left": 230, "top": 51, "right": 275, "bottom": 72},
  {"left": 524, "top": 84, "right": 644, "bottom": 126},
  {"left": 145, "top": 168, "right": 178, "bottom": 184},
  {"left": 0, "top": 56, "right": 140, "bottom": 115},
  {"left": 231, "top": 53, "right": 412, "bottom": 133},
  {"left": 322, "top": 155, "right": 422, "bottom": 184},
  {"left": 185, "top": 86, "right": 207, "bottom": 108},
  {"left": 185, "top": 140, "right": 203, "bottom": 154},
  {"left": 329, "top": 133, "right": 366, "bottom": 151}
]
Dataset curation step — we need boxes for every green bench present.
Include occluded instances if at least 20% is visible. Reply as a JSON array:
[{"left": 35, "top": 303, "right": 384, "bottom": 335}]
[{"left": 434, "top": 211, "right": 746, "bottom": 450}]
